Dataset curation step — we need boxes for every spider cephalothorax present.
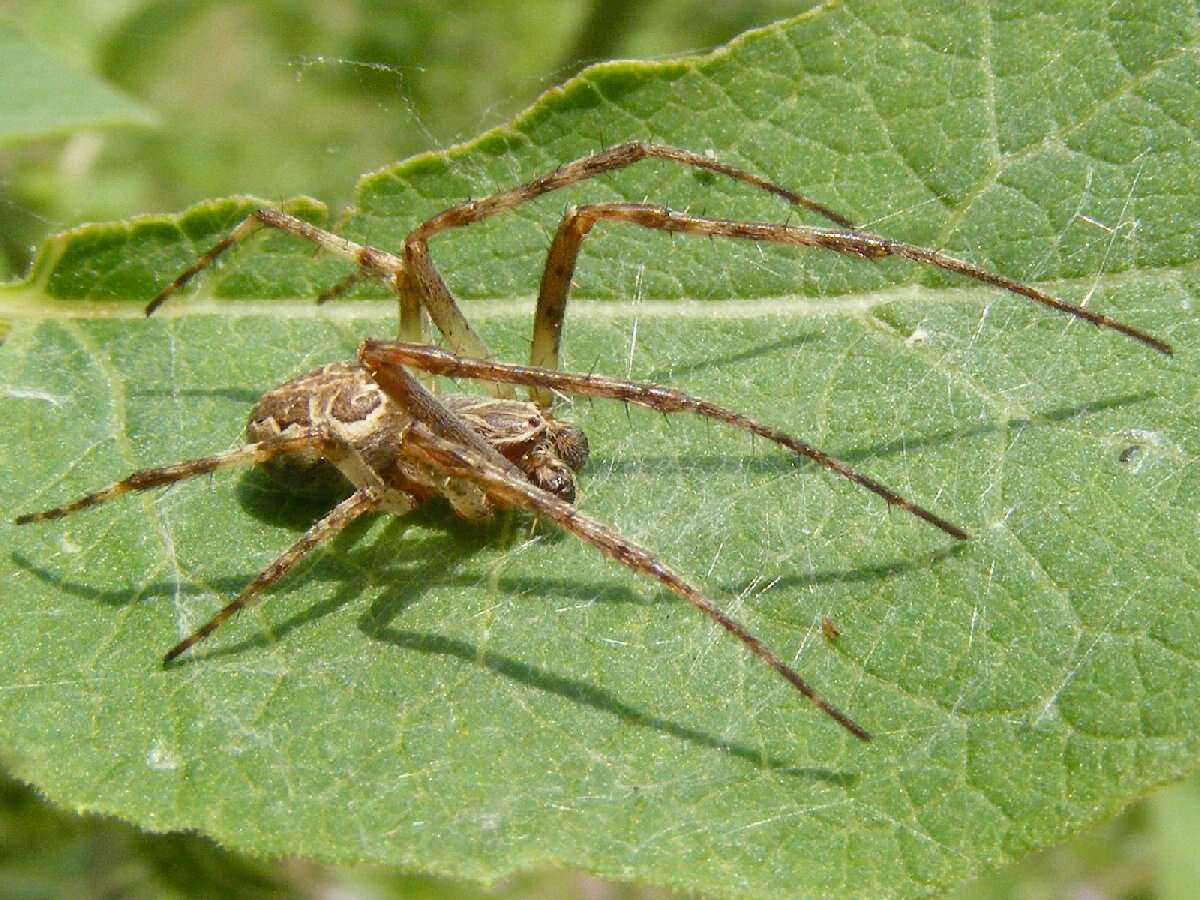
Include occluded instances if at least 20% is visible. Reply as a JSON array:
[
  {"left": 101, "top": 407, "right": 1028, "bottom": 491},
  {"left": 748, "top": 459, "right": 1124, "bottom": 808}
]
[
  {"left": 428, "top": 393, "right": 589, "bottom": 503},
  {"left": 16, "top": 142, "right": 1170, "bottom": 742}
]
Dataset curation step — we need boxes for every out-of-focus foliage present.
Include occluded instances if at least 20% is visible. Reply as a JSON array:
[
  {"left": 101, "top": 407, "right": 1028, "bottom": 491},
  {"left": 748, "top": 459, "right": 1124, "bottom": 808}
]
[{"left": 0, "top": 0, "right": 820, "bottom": 276}]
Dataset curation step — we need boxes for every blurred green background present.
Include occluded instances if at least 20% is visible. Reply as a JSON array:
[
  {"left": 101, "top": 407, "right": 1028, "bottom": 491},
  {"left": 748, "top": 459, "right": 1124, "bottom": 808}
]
[
  {"left": 0, "top": 0, "right": 819, "bottom": 278},
  {"left": 0, "top": 1, "right": 1196, "bottom": 897}
]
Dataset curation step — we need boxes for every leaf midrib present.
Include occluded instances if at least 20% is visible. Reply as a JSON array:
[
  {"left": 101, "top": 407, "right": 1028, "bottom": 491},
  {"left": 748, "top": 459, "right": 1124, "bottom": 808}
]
[{"left": 0, "top": 262, "right": 1182, "bottom": 321}]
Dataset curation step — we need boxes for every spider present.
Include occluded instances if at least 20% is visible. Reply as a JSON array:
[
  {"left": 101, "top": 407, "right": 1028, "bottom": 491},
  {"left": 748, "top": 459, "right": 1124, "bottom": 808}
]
[{"left": 14, "top": 142, "right": 1171, "bottom": 743}]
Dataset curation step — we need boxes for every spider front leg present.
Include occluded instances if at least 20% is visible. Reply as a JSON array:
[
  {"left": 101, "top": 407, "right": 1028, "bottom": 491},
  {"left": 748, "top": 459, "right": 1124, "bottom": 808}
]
[
  {"left": 355, "top": 345, "right": 872, "bottom": 738},
  {"left": 361, "top": 340, "right": 968, "bottom": 539},
  {"left": 400, "top": 421, "right": 871, "bottom": 742},
  {"left": 147, "top": 142, "right": 865, "bottom": 392},
  {"left": 399, "top": 141, "right": 862, "bottom": 398},
  {"left": 522, "top": 201, "right": 1170, "bottom": 401}
]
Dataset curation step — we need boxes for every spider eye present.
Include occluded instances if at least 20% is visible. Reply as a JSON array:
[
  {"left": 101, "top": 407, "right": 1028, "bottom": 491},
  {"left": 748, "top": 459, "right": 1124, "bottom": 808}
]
[{"left": 552, "top": 423, "right": 589, "bottom": 471}]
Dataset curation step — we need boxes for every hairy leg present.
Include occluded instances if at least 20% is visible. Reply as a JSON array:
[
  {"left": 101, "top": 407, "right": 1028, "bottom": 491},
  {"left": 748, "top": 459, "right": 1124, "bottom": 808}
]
[
  {"left": 400, "top": 142, "right": 863, "bottom": 398},
  {"left": 13, "top": 431, "right": 367, "bottom": 524},
  {"left": 524, "top": 201, "right": 1170, "bottom": 396},
  {"left": 360, "top": 340, "right": 968, "bottom": 540},
  {"left": 403, "top": 422, "right": 871, "bottom": 741},
  {"left": 163, "top": 487, "right": 384, "bottom": 662},
  {"left": 145, "top": 209, "right": 403, "bottom": 312}
]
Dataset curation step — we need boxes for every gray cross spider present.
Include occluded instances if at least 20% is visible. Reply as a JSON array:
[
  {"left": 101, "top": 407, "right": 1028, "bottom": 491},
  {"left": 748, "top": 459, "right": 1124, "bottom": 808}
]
[{"left": 15, "top": 142, "right": 1171, "bottom": 742}]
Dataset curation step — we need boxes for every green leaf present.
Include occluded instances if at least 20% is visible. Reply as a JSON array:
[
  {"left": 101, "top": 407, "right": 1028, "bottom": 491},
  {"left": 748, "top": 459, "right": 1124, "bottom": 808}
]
[
  {"left": 0, "top": 24, "right": 155, "bottom": 143},
  {"left": 1, "top": 5, "right": 1197, "bottom": 897}
]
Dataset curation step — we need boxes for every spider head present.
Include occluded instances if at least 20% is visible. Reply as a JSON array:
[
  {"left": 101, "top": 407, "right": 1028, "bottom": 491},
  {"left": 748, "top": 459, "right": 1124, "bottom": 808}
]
[
  {"left": 522, "top": 419, "right": 588, "bottom": 504},
  {"left": 439, "top": 395, "right": 589, "bottom": 504}
]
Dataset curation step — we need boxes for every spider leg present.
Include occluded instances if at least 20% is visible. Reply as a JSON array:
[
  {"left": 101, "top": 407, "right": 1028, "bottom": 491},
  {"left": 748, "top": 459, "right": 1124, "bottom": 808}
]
[
  {"left": 13, "top": 431, "right": 363, "bottom": 524},
  {"left": 399, "top": 238, "right": 512, "bottom": 397},
  {"left": 401, "top": 422, "right": 871, "bottom": 742},
  {"left": 147, "top": 143, "right": 861, "bottom": 390},
  {"left": 400, "top": 142, "right": 861, "bottom": 399},
  {"left": 310, "top": 271, "right": 428, "bottom": 347},
  {"left": 408, "top": 141, "right": 856, "bottom": 246},
  {"left": 358, "top": 343, "right": 529, "bottom": 480},
  {"left": 15, "top": 419, "right": 410, "bottom": 661},
  {"left": 361, "top": 340, "right": 968, "bottom": 540},
  {"left": 527, "top": 202, "right": 1170, "bottom": 374},
  {"left": 163, "top": 486, "right": 383, "bottom": 663},
  {"left": 142, "top": 209, "right": 428, "bottom": 344}
]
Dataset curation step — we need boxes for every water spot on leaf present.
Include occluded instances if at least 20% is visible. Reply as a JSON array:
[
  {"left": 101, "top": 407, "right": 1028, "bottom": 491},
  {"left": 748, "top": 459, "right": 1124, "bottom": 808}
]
[{"left": 146, "top": 739, "right": 180, "bottom": 771}]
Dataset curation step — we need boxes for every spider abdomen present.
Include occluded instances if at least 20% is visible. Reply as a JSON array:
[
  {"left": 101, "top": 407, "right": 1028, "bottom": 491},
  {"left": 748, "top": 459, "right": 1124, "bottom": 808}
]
[{"left": 246, "top": 361, "right": 400, "bottom": 496}]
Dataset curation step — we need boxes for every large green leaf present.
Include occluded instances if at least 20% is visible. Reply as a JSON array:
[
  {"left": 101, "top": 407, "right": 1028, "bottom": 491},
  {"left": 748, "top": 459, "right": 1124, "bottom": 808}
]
[{"left": 2, "top": 4, "right": 1197, "bottom": 897}]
